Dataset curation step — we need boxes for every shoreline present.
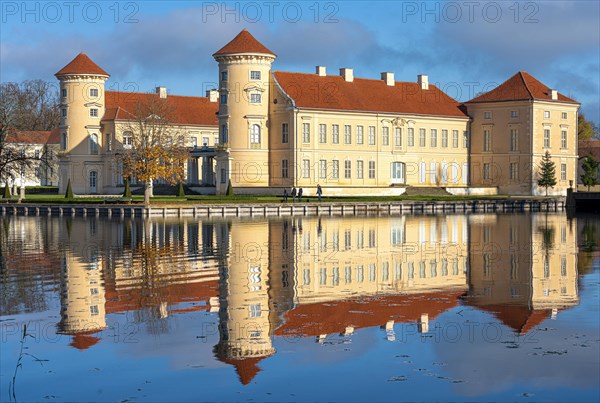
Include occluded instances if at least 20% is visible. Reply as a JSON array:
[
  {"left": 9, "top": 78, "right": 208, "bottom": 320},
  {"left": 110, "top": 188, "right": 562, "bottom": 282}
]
[{"left": 1, "top": 198, "right": 566, "bottom": 218}]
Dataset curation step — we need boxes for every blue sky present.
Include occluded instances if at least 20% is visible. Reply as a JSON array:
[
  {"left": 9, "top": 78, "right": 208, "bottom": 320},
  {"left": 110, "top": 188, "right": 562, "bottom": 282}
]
[{"left": 1, "top": 1, "right": 599, "bottom": 121}]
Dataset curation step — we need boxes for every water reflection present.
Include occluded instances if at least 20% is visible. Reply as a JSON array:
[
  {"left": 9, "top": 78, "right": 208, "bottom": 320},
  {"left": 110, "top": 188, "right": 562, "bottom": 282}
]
[{"left": 0, "top": 213, "right": 585, "bottom": 388}]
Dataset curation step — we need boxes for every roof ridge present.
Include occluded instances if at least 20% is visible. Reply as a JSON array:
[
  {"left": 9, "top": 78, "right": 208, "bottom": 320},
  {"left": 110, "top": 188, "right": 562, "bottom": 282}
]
[
  {"left": 519, "top": 71, "right": 534, "bottom": 99},
  {"left": 274, "top": 71, "right": 433, "bottom": 87},
  {"left": 105, "top": 90, "right": 209, "bottom": 100}
]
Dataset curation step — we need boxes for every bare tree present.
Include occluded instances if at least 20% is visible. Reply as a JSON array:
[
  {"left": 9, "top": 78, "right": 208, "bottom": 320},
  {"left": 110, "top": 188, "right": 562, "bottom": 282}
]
[
  {"left": 118, "top": 95, "right": 188, "bottom": 205},
  {"left": 0, "top": 81, "right": 60, "bottom": 189}
]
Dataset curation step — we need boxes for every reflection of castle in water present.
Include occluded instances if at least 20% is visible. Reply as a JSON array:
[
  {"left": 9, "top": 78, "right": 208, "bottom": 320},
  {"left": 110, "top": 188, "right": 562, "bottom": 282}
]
[{"left": 49, "top": 213, "right": 578, "bottom": 383}]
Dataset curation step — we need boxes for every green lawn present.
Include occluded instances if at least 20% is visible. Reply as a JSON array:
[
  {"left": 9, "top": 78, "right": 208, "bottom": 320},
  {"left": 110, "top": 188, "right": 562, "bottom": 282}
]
[{"left": 9, "top": 193, "right": 557, "bottom": 205}]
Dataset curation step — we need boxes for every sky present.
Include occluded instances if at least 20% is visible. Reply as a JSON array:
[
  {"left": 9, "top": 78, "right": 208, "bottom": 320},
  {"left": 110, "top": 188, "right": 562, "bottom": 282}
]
[{"left": 1, "top": 1, "right": 599, "bottom": 122}]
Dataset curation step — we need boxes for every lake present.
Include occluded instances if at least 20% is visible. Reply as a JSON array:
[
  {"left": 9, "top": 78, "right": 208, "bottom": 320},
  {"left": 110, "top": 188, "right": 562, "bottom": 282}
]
[{"left": 1, "top": 213, "right": 599, "bottom": 402}]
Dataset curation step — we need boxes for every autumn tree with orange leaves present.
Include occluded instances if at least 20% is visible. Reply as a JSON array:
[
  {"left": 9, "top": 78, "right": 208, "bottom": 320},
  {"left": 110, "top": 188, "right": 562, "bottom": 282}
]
[{"left": 118, "top": 95, "right": 188, "bottom": 205}]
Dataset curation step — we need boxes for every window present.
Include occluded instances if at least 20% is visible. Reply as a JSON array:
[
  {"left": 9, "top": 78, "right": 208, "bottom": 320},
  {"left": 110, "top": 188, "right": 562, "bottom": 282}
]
[
  {"left": 368, "top": 126, "right": 375, "bottom": 145},
  {"left": 61, "top": 88, "right": 67, "bottom": 98},
  {"left": 484, "top": 129, "right": 491, "bottom": 151},
  {"left": 382, "top": 127, "right": 389, "bottom": 146},
  {"left": 221, "top": 70, "right": 228, "bottom": 81},
  {"left": 302, "top": 123, "right": 310, "bottom": 143},
  {"left": 511, "top": 110, "right": 519, "bottom": 118},
  {"left": 123, "top": 131, "right": 133, "bottom": 148},
  {"left": 220, "top": 94, "right": 227, "bottom": 104},
  {"left": 561, "top": 163, "right": 567, "bottom": 180},
  {"left": 419, "top": 128, "right": 426, "bottom": 147},
  {"left": 344, "top": 125, "right": 351, "bottom": 144},
  {"left": 90, "top": 88, "right": 98, "bottom": 97},
  {"left": 90, "top": 134, "right": 98, "bottom": 154},
  {"left": 250, "top": 93, "right": 261, "bottom": 104},
  {"left": 90, "top": 108, "right": 98, "bottom": 117},
  {"left": 483, "top": 163, "right": 490, "bottom": 180},
  {"left": 368, "top": 161, "right": 376, "bottom": 179},
  {"left": 561, "top": 112, "right": 567, "bottom": 120},
  {"left": 408, "top": 128, "right": 414, "bottom": 146},
  {"left": 250, "top": 71, "right": 261, "bottom": 80},
  {"left": 561, "top": 130, "right": 567, "bottom": 149},
  {"left": 332, "top": 124, "right": 339, "bottom": 144},
  {"left": 319, "top": 124, "right": 327, "bottom": 143},
  {"left": 302, "top": 159, "right": 311, "bottom": 178},
  {"left": 463, "top": 131, "right": 469, "bottom": 148},
  {"left": 62, "top": 108, "right": 67, "bottom": 117},
  {"left": 452, "top": 130, "right": 459, "bottom": 148},
  {"left": 319, "top": 160, "right": 327, "bottom": 179},
  {"left": 90, "top": 305, "right": 99, "bottom": 316},
  {"left": 220, "top": 125, "right": 228, "bottom": 144},
  {"left": 395, "top": 127, "right": 402, "bottom": 147},
  {"left": 510, "top": 162, "right": 518, "bottom": 180},
  {"left": 191, "top": 136, "right": 198, "bottom": 147},
  {"left": 106, "top": 133, "right": 112, "bottom": 151},
  {"left": 544, "top": 129, "right": 550, "bottom": 148},
  {"left": 356, "top": 125, "right": 364, "bottom": 144},
  {"left": 332, "top": 160, "right": 339, "bottom": 179},
  {"left": 357, "top": 160, "right": 364, "bottom": 179},
  {"left": 441, "top": 129, "right": 448, "bottom": 148},
  {"left": 510, "top": 129, "right": 518, "bottom": 151},
  {"left": 220, "top": 168, "right": 226, "bottom": 183},
  {"left": 430, "top": 129, "right": 437, "bottom": 147},
  {"left": 344, "top": 160, "right": 351, "bottom": 179},
  {"left": 251, "top": 124, "right": 261, "bottom": 144},
  {"left": 391, "top": 162, "right": 405, "bottom": 183},
  {"left": 484, "top": 111, "right": 492, "bottom": 119},
  {"left": 61, "top": 133, "right": 67, "bottom": 150},
  {"left": 282, "top": 123, "right": 289, "bottom": 143},
  {"left": 544, "top": 110, "right": 550, "bottom": 119},
  {"left": 202, "top": 136, "right": 209, "bottom": 146},
  {"left": 282, "top": 160, "right": 288, "bottom": 178}
]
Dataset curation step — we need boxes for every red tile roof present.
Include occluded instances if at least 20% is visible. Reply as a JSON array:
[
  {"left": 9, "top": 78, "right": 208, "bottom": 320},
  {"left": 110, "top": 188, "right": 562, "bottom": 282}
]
[
  {"left": 579, "top": 139, "right": 600, "bottom": 160},
  {"left": 274, "top": 290, "right": 464, "bottom": 338},
  {"left": 274, "top": 71, "right": 469, "bottom": 117},
  {"left": 6, "top": 129, "right": 60, "bottom": 145},
  {"left": 467, "top": 71, "right": 577, "bottom": 103},
  {"left": 213, "top": 29, "right": 276, "bottom": 57},
  {"left": 55, "top": 52, "right": 109, "bottom": 77},
  {"left": 473, "top": 304, "right": 550, "bottom": 335},
  {"left": 103, "top": 91, "right": 219, "bottom": 126}
]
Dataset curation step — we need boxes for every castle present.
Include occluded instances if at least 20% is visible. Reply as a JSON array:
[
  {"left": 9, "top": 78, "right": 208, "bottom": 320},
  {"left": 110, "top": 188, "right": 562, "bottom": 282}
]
[{"left": 54, "top": 29, "right": 580, "bottom": 196}]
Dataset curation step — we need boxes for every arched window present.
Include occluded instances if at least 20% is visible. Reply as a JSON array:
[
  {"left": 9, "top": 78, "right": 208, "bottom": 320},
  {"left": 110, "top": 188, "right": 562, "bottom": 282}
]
[
  {"left": 391, "top": 162, "right": 405, "bottom": 184},
  {"left": 251, "top": 124, "right": 260, "bottom": 144},
  {"left": 61, "top": 133, "right": 68, "bottom": 150},
  {"left": 90, "top": 134, "right": 99, "bottom": 155}
]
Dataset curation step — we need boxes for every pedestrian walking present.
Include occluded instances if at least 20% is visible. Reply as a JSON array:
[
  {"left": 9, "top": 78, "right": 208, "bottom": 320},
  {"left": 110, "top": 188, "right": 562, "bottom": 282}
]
[
  {"left": 283, "top": 188, "right": 288, "bottom": 202},
  {"left": 291, "top": 187, "right": 297, "bottom": 203},
  {"left": 298, "top": 187, "right": 303, "bottom": 202},
  {"left": 317, "top": 184, "right": 322, "bottom": 202}
]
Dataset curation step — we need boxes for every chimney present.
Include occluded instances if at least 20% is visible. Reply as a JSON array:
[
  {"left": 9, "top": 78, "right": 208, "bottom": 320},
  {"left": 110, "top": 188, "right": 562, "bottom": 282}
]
[
  {"left": 340, "top": 68, "right": 353, "bottom": 82},
  {"left": 156, "top": 86, "right": 167, "bottom": 99},
  {"left": 418, "top": 74, "right": 429, "bottom": 90},
  {"left": 316, "top": 66, "right": 326, "bottom": 76},
  {"left": 550, "top": 89, "right": 558, "bottom": 100},
  {"left": 206, "top": 89, "right": 219, "bottom": 102},
  {"left": 381, "top": 72, "right": 395, "bottom": 86}
]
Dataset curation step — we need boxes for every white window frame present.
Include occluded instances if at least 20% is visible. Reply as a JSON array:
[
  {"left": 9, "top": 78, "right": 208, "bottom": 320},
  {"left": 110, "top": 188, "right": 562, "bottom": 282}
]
[
  {"left": 250, "top": 124, "right": 261, "bottom": 144},
  {"left": 441, "top": 129, "right": 448, "bottom": 148},
  {"left": 302, "top": 123, "right": 310, "bottom": 143},
  {"left": 250, "top": 93, "right": 261, "bottom": 104},
  {"left": 356, "top": 125, "right": 364, "bottom": 144},
  {"left": 302, "top": 159, "right": 311, "bottom": 178},
  {"left": 250, "top": 70, "right": 261, "bottom": 80},
  {"left": 395, "top": 127, "right": 402, "bottom": 147},
  {"left": 344, "top": 160, "right": 351, "bottom": 179},
  {"left": 419, "top": 128, "right": 426, "bottom": 147},
  {"left": 561, "top": 130, "right": 567, "bottom": 149},
  {"left": 368, "top": 126, "right": 376, "bottom": 145},
  {"left": 319, "top": 160, "right": 327, "bottom": 179},
  {"left": 408, "top": 128, "right": 414, "bottom": 147},
  {"left": 368, "top": 160, "right": 376, "bottom": 179},
  {"left": 319, "top": 124, "right": 327, "bottom": 143},
  {"left": 544, "top": 129, "right": 550, "bottom": 148},
  {"left": 344, "top": 125, "right": 351, "bottom": 144},
  {"left": 391, "top": 162, "right": 405, "bottom": 184},
  {"left": 332, "top": 124, "right": 339, "bottom": 144},
  {"left": 357, "top": 160, "right": 364, "bottom": 179},
  {"left": 282, "top": 123, "right": 289, "bottom": 144},
  {"left": 382, "top": 127, "right": 389, "bottom": 146},
  {"left": 332, "top": 160, "right": 339, "bottom": 179}
]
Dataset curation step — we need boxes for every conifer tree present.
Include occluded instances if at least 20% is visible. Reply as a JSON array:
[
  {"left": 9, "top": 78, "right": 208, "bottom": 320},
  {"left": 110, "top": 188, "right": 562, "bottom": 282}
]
[
  {"left": 580, "top": 154, "right": 599, "bottom": 191},
  {"left": 537, "top": 151, "right": 557, "bottom": 196}
]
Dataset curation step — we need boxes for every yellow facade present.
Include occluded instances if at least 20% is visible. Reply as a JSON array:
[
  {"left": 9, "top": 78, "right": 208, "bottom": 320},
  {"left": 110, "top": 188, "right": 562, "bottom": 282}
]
[{"left": 55, "top": 30, "right": 580, "bottom": 196}]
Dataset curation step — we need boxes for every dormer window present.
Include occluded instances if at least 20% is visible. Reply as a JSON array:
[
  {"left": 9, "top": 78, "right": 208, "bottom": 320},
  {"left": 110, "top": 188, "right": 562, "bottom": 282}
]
[{"left": 250, "top": 70, "right": 261, "bottom": 80}]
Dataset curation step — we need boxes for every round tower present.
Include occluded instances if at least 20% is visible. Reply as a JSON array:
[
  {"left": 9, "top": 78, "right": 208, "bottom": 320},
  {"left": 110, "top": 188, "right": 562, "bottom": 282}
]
[
  {"left": 55, "top": 53, "right": 109, "bottom": 194},
  {"left": 213, "top": 29, "right": 276, "bottom": 194}
]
